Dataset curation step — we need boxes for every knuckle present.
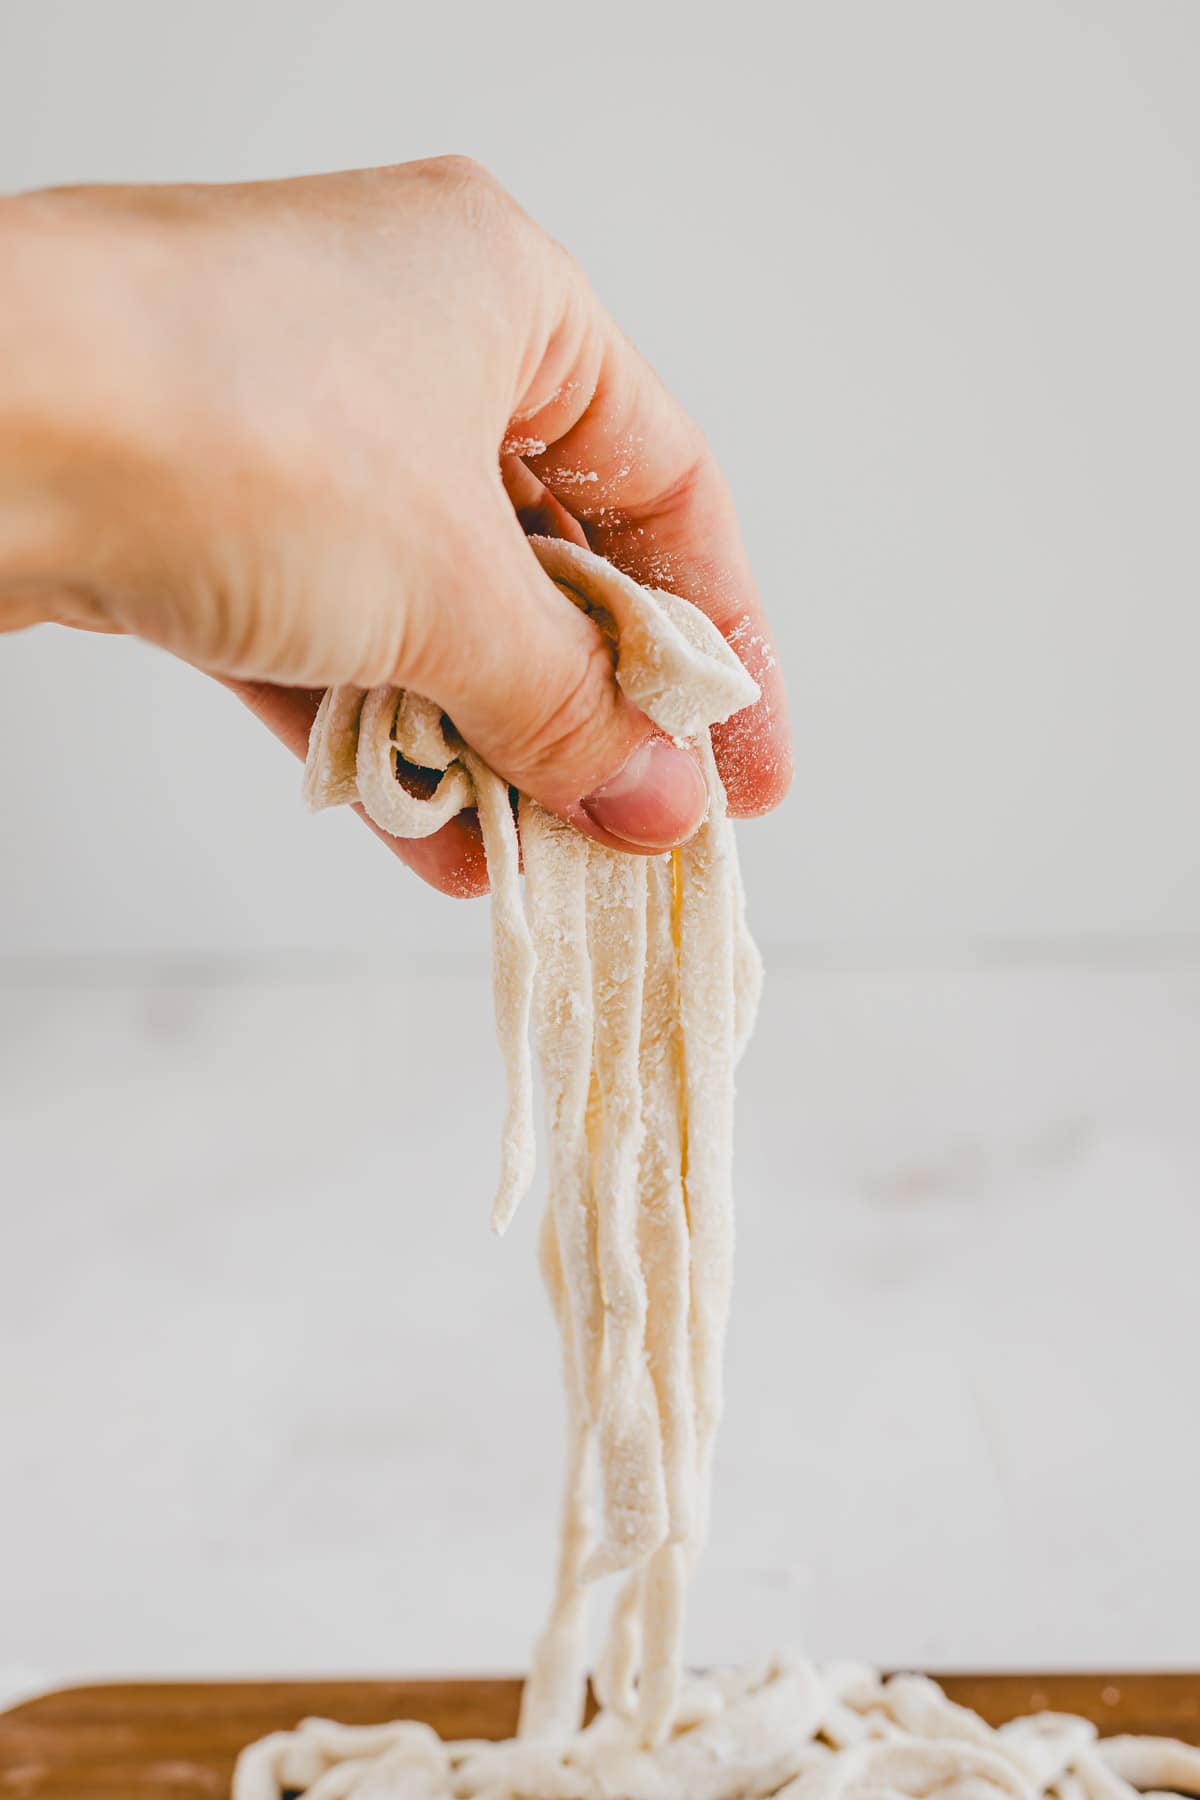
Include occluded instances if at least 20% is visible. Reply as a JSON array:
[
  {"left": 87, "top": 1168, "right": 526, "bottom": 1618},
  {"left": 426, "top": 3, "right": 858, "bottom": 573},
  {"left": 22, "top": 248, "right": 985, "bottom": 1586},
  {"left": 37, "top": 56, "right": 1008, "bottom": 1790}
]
[
  {"left": 425, "top": 152, "right": 493, "bottom": 186},
  {"left": 184, "top": 560, "right": 269, "bottom": 677},
  {"left": 417, "top": 153, "right": 509, "bottom": 219}
]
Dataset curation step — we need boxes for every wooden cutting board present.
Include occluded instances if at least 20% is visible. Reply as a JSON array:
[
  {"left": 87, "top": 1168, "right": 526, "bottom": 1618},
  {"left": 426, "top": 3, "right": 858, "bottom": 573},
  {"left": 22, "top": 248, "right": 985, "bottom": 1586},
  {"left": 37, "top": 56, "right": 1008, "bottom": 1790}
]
[{"left": 1, "top": 1674, "right": 1198, "bottom": 1798}]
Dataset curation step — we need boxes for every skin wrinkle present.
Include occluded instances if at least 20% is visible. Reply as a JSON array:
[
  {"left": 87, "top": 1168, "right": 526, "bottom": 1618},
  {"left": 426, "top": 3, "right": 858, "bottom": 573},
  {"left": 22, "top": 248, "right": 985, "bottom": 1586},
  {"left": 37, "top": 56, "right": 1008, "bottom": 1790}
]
[{"left": 516, "top": 799, "right": 599, "bottom": 1742}]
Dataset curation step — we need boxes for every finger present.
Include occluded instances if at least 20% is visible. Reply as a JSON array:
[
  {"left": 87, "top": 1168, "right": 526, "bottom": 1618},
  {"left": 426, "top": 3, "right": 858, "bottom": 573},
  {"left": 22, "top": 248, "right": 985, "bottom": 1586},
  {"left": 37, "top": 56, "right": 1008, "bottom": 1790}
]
[
  {"left": 222, "top": 676, "right": 490, "bottom": 898},
  {"left": 500, "top": 454, "right": 589, "bottom": 549},
  {"left": 515, "top": 325, "right": 791, "bottom": 818},
  {"left": 405, "top": 484, "right": 712, "bottom": 856}
]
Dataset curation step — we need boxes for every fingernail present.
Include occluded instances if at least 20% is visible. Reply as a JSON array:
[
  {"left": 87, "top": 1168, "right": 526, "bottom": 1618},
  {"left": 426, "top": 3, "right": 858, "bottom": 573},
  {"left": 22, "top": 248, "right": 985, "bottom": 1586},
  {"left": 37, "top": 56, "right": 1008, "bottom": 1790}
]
[{"left": 580, "top": 737, "right": 709, "bottom": 849}]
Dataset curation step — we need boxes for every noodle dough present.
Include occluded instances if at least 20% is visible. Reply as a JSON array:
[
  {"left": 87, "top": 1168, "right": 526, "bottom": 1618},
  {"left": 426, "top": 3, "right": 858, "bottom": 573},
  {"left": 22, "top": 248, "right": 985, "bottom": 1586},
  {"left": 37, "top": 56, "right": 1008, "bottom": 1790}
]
[
  {"left": 297, "top": 535, "right": 761, "bottom": 1752},
  {"left": 234, "top": 542, "right": 1199, "bottom": 1800},
  {"left": 233, "top": 1660, "right": 1200, "bottom": 1800}
]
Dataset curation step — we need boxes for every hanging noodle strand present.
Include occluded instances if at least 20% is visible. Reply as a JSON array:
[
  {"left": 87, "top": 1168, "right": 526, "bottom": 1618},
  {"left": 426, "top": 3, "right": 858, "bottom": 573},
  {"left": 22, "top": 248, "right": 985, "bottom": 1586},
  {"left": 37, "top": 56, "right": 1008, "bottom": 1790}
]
[
  {"left": 233, "top": 539, "right": 1195, "bottom": 1800},
  {"left": 285, "top": 537, "right": 758, "bottom": 1757}
]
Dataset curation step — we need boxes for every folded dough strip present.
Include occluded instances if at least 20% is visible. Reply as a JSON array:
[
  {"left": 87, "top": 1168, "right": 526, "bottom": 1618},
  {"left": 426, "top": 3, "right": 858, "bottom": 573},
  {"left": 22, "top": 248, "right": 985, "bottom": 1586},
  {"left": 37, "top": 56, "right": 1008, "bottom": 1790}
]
[
  {"left": 580, "top": 844, "right": 669, "bottom": 1587},
  {"left": 516, "top": 1205, "right": 595, "bottom": 1744},
  {"left": 516, "top": 797, "right": 599, "bottom": 1740},
  {"left": 633, "top": 1539, "right": 688, "bottom": 1746},
  {"left": 355, "top": 687, "right": 473, "bottom": 840},
  {"left": 677, "top": 735, "right": 739, "bottom": 1566},
  {"left": 459, "top": 750, "right": 535, "bottom": 1235},
  {"left": 289, "top": 537, "right": 768, "bottom": 1775},
  {"left": 518, "top": 799, "right": 602, "bottom": 1419},
  {"left": 635, "top": 850, "right": 696, "bottom": 1548},
  {"left": 612, "top": 850, "right": 696, "bottom": 1744},
  {"left": 303, "top": 685, "right": 365, "bottom": 811},
  {"left": 591, "top": 1562, "right": 644, "bottom": 1723}
]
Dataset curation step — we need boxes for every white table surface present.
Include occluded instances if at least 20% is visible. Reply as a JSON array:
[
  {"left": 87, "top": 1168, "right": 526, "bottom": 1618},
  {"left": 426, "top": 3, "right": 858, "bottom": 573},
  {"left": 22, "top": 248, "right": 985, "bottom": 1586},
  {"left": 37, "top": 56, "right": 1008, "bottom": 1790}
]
[{"left": 2, "top": 952, "right": 1198, "bottom": 1704}]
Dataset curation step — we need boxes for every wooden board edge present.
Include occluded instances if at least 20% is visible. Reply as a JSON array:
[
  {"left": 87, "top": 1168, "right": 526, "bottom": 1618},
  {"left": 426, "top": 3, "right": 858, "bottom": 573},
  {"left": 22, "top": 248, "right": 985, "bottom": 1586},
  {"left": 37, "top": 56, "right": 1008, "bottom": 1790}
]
[
  {"left": 0, "top": 1673, "right": 524, "bottom": 1727},
  {"left": 4, "top": 1670, "right": 1199, "bottom": 1728}
]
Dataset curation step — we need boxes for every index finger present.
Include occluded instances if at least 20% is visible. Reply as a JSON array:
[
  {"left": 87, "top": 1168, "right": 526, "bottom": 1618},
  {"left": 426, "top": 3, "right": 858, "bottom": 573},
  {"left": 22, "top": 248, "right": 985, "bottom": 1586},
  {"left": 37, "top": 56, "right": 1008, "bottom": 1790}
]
[{"left": 517, "top": 322, "right": 791, "bottom": 818}]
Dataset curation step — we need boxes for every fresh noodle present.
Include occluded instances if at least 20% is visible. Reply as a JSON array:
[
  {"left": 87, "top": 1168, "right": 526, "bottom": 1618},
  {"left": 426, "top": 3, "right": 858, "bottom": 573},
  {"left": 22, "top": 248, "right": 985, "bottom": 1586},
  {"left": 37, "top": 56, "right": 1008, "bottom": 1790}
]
[
  {"left": 278, "top": 537, "right": 756, "bottom": 1757},
  {"left": 235, "top": 541, "right": 1195, "bottom": 1800},
  {"left": 233, "top": 1659, "right": 1200, "bottom": 1800}
]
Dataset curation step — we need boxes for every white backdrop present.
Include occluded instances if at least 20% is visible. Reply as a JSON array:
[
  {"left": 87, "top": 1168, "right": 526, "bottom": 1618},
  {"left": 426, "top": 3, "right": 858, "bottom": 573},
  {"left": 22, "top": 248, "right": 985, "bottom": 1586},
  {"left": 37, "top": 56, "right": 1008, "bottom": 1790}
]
[{"left": 1, "top": 0, "right": 1197, "bottom": 957}]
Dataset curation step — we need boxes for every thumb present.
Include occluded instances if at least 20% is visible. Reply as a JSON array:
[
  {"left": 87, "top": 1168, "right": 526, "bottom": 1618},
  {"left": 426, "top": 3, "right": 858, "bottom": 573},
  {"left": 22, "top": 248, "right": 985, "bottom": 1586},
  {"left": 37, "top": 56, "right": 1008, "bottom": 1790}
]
[{"left": 406, "top": 499, "right": 709, "bottom": 853}]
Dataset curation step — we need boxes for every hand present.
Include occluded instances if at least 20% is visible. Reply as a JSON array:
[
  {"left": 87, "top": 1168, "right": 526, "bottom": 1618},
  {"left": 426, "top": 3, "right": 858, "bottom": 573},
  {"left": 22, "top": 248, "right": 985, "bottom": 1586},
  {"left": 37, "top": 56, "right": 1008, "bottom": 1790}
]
[{"left": 0, "top": 157, "right": 791, "bottom": 895}]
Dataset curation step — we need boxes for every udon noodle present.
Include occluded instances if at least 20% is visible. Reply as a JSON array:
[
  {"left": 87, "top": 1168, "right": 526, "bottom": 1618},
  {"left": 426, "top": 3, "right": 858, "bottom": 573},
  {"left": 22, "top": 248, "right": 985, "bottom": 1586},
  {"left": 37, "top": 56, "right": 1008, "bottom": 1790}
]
[
  {"left": 290, "top": 535, "right": 761, "bottom": 1748},
  {"left": 232, "top": 541, "right": 1199, "bottom": 1800}
]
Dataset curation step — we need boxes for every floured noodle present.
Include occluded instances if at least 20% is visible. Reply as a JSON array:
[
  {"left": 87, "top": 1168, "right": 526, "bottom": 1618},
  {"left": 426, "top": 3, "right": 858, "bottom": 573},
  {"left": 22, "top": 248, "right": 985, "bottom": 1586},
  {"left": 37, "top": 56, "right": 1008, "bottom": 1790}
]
[
  {"left": 518, "top": 797, "right": 598, "bottom": 1741},
  {"left": 458, "top": 747, "right": 535, "bottom": 1234},
  {"left": 233, "top": 1661, "right": 1200, "bottom": 1800},
  {"left": 248, "top": 536, "right": 756, "bottom": 1768},
  {"left": 581, "top": 846, "right": 665, "bottom": 1588},
  {"left": 233, "top": 537, "right": 1196, "bottom": 1799}
]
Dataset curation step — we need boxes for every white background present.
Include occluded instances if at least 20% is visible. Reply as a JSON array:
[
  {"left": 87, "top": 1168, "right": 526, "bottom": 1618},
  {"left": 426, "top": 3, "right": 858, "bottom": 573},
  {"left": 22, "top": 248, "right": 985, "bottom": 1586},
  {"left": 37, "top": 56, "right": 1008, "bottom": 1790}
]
[
  {"left": 1, "top": 0, "right": 1198, "bottom": 1698},
  {"left": 1, "top": 0, "right": 1197, "bottom": 957}
]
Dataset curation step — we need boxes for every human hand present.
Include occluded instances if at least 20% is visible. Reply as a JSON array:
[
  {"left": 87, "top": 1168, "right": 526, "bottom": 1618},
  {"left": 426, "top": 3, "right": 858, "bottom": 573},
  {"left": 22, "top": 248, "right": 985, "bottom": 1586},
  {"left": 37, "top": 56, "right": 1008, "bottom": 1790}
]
[{"left": 0, "top": 158, "right": 790, "bottom": 894}]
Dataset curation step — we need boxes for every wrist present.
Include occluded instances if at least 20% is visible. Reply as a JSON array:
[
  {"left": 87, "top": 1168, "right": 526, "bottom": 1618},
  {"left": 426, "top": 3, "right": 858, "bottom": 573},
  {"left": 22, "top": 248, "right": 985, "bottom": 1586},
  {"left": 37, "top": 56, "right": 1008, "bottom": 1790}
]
[{"left": 0, "top": 189, "right": 174, "bottom": 629}]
